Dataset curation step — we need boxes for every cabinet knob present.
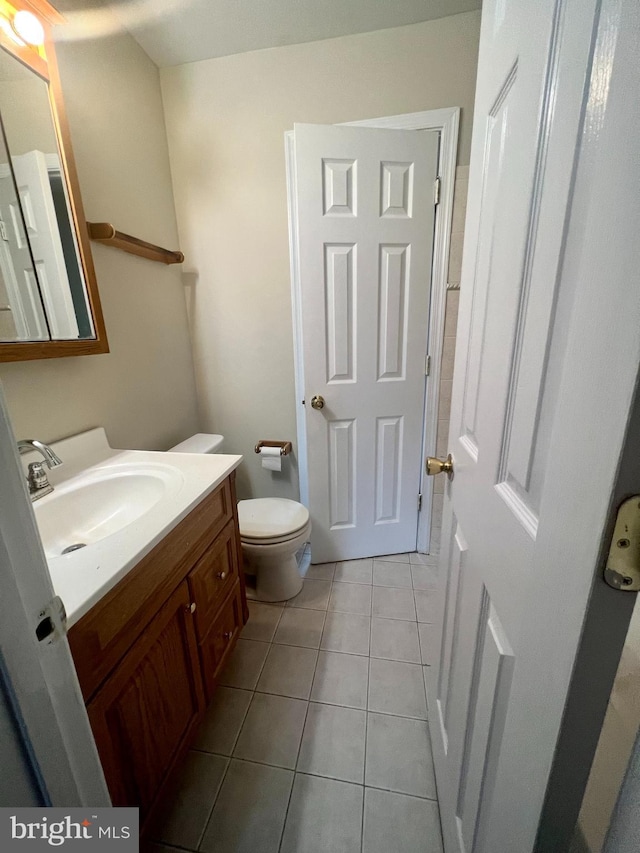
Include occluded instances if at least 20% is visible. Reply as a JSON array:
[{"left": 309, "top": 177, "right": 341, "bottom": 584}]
[
  {"left": 223, "top": 631, "right": 232, "bottom": 641},
  {"left": 186, "top": 602, "right": 196, "bottom": 614},
  {"left": 217, "top": 571, "right": 227, "bottom": 580}
]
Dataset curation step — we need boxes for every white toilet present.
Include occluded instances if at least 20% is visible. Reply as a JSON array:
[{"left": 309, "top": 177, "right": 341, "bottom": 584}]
[{"left": 169, "top": 433, "right": 309, "bottom": 602}]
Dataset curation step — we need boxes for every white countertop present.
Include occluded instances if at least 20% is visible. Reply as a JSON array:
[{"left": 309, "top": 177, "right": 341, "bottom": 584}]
[{"left": 24, "top": 429, "right": 242, "bottom": 628}]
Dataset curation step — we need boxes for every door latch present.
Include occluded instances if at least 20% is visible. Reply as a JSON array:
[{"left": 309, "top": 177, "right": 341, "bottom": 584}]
[{"left": 604, "top": 496, "right": 640, "bottom": 591}]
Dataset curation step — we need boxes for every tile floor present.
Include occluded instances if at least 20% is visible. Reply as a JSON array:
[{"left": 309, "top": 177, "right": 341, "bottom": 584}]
[{"left": 150, "top": 552, "right": 443, "bottom": 853}]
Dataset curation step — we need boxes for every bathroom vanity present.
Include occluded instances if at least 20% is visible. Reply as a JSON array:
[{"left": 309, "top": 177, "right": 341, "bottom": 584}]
[
  {"left": 68, "top": 472, "right": 247, "bottom": 822},
  {"left": 24, "top": 429, "right": 247, "bottom": 827}
]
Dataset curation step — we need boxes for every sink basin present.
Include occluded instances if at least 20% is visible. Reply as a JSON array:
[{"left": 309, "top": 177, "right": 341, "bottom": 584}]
[{"left": 34, "top": 464, "right": 184, "bottom": 558}]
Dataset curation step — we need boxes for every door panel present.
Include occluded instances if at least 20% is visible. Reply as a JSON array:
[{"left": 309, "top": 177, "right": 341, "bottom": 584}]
[
  {"left": 294, "top": 123, "right": 438, "bottom": 562},
  {"left": 428, "top": 0, "right": 639, "bottom": 850}
]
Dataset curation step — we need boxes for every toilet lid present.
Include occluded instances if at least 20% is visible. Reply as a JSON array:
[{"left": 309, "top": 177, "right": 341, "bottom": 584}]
[{"left": 238, "top": 498, "right": 310, "bottom": 540}]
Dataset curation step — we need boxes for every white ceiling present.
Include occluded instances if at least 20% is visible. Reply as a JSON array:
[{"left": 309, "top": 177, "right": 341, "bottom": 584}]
[{"left": 106, "top": 0, "right": 482, "bottom": 68}]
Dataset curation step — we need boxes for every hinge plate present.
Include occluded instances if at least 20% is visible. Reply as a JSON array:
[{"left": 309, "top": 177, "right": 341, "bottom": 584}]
[
  {"left": 434, "top": 177, "right": 441, "bottom": 205},
  {"left": 604, "top": 496, "right": 640, "bottom": 591},
  {"left": 418, "top": 493, "right": 423, "bottom": 512},
  {"left": 425, "top": 354, "right": 431, "bottom": 376},
  {"left": 35, "top": 595, "right": 67, "bottom": 644}
]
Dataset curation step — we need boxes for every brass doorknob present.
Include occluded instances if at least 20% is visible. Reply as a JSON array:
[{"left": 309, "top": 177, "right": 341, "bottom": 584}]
[
  {"left": 311, "top": 395, "right": 325, "bottom": 410},
  {"left": 426, "top": 454, "right": 454, "bottom": 480}
]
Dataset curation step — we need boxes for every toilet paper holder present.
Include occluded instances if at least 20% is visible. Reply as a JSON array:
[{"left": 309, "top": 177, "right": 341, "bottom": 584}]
[{"left": 255, "top": 440, "right": 293, "bottom": 457}]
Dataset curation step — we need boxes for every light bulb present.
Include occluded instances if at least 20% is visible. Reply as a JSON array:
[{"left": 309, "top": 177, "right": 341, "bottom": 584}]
[{"left": 12, "top": 10, "right": 45, "bottom": 46}]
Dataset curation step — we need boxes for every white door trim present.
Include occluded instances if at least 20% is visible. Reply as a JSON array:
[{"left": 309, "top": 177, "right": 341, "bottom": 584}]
[
  {"left": 0, "top": 383, "right": 109, "bottom": 806},
  {"left": 286, "top": 107, "right": 460, "bottom": 553}
]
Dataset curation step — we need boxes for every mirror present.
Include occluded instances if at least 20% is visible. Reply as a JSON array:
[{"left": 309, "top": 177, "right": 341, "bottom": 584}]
[{"left": 0, "top": 0, "right": 107, "bottom": 361}]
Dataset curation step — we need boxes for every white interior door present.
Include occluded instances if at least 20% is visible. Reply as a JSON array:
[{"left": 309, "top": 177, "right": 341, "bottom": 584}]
[
  {"left": 428, "top": 0, "right": 640, "bottom": 851},
  {"left": 12, "top": 151, "right": 78, "bottom": 339},
  {"left": 293, "top": 122, "right": 438, "bottom": 563},
  {"left": 0, "top": 168, "right": 47, "bottom": 340}
]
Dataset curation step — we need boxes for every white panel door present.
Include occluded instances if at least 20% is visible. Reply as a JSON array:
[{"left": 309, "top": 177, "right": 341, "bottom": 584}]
[
  {"left": 12, "top": 151, "right": 78, "bottom": 339},
  {"left": 429, "top": 0, "right": 640, "bottom": 851},
  {"left": 0, "top": 170, "right": 48, "bottom": 341},
  {"left": 294, "top": 123, "right": 438, "bottom": 562}
]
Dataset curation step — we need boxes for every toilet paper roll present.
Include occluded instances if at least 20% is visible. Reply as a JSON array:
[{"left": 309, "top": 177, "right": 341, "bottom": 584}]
[{"left": 260, "top": 445, "right": 282, "bottom": 472}]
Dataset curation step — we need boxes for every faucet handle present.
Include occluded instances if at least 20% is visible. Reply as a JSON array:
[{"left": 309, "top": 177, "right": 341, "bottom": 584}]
[{"left": 27, "top": 461, "right": 48, "bottom": 490}]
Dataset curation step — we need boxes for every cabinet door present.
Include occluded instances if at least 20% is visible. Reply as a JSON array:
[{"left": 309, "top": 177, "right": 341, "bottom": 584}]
[
  {"left": 87, "top": 581, "right": 204, "bottom": 815},
  {"left": 199, "top": 582, "right": 244, "bottom": 700}
]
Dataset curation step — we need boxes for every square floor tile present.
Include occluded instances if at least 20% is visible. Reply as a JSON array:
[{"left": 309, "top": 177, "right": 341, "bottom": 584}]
[
  {"left": 365, "top": 712, "right": 436, "bottom": 798},
  {"left": 281, "top": 774, "right": 364, "bottom": 853},
  {"left": 193, "top": 687, "right": 252, "bottom": 755},
  {"left": 363, "top": 788, "right": 443, "bottom": 853},
  {"left": 370, "top": 618, "right": 420, "bottom": 663},
  {"left": 333, "top": 559, "right": 373, "bottom": 584},
  {"left": 233, "top": 693, "right": 307, "bottom": 769},
  {"left": 411, "top": 564, "right": 439, "bottom": 590},
  {"left": 256, "top": 644, "right": 318, "bottom": 699},
  {"left": 311, "top": 651, "right": 369, "bottom": 709},
  {"left": 200, "top": 759, "right": 293, "bottom": 853},
  {"left": 418, "top": 623, "right": 439, "bottom": 665},
  {"left": 305, "top": 562, "right": 336, "bottom": 581},
  {"left": 372, "top": 587, "right": 416, "bottom": 621},
  {"left": 373, "top": 562, "right": 412, "bottom": 588},
  {"left": 151, "top": 751, "right": 228, "bottom": 850},
  {"left": 376, "top": 553, "right": 411, "bottom": 563},
  {"left": 321, "top": 612, "right": 370, "bottom": 656},
  {"left": 368, "top": 658, "right": 427, "bottom": 719},
  {"left": 241, "top": 601, "right": 283, "bottom": 642},
  {"left": 273, "top": 608, "right": 325, "bottom": 649},
  {"left": 287, "top": 579, "right": 332, "bottom": 610},
  {"left": 414, "top": 589, "right": 439, "bottom": 623},
  {"left": 218, "top": 639, "right": 270, "bottom": 690},
  {"left": 297, "top": 702, "right": 366, "bottom": 783},
  {"left": 409, "top": 552, "right": 439, "bottom": 566},
  {"left": 328, "top": 582, "right": 372, "bottom": 615}
]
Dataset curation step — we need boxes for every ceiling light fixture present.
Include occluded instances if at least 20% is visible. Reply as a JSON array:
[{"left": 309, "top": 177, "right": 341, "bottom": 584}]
[{"left": 12, "top": 9, "right": 44, "bottom": 46}]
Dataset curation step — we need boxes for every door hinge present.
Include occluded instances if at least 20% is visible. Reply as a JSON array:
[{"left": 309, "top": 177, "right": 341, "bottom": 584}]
[
  {"left": 35, "top": 595, "right": 67, "bottom": 644},
  {"left": 425, "top": 354, "right": 431, "bottom": 376},
  {"left": 418, "top": 493, "right": 423, "bottom": 512},
  {"left": 434, "top": 177, "right": 441, "bottom": 205},
  {"left": 604, "top": 496, "right": 640, "bottom": 591},
  {"left": 0, "top": 219, "right": 7, "bottom": 241}
]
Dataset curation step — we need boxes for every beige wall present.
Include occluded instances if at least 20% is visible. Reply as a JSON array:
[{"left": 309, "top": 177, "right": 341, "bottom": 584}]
[
  {"left": 161, "top": 12, "right": 481, "bottom": 501},
  {"left": 0, "top": 11, "right": 200, "bottom": 451}
]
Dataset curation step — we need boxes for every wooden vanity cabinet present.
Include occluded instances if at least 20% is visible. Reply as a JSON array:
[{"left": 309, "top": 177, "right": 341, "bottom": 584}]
[
  {"left": 68, "top": 471, "right": 248, "bottom": 823},
  {"left": 86, "top": 580, "right": 204, "bottom": 814}
]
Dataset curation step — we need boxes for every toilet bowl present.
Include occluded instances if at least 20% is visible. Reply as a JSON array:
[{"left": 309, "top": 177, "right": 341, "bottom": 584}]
[
  {"left": 238, "top": 498, "right": 309, "bottom": 601},
  {"left": 169, "top": 434, "right": 310, "bottom": 602}
]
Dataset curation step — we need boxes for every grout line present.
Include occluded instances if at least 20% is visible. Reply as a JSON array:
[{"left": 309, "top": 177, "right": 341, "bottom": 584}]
[
  {"left": 277, "top": 635, "right": 320, "bottom": 853},
  {"left": 361, "top": 612, "right": 373, "bottom": 853},
  {"left": 195, "top": 755, "right": 230, "bottom": 851}
]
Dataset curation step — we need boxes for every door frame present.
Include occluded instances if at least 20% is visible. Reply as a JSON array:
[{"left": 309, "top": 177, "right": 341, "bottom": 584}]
[
  {"left": 0, "top": 382, "right": 110, "bottom": 806},
  {"left": 285, "top": 107, "right": 460, "bottom": 554}
]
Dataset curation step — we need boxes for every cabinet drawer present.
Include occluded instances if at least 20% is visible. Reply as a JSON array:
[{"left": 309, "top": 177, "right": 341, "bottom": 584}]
[
  {"left": 199, "top": 583, "right": 244, "bottom": 699},
  {"left": 188, "top": 519, "right": 239, "bottom": 639}
]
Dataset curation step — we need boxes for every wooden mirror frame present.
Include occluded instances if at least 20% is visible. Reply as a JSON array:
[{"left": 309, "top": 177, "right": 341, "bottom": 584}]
[{"left": 0, "top": 0, "right": 108, "bottom": 362}]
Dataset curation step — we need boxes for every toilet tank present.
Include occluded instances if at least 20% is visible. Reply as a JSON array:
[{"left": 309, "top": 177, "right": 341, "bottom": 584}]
[{"left": 169, "top": 433, "right": 224, "bottom": 454}]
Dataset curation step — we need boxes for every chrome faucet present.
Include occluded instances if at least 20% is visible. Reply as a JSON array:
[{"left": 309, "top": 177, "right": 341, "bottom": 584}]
[{"left": 17, "top": 440, "right": 63, "bottom": 502}]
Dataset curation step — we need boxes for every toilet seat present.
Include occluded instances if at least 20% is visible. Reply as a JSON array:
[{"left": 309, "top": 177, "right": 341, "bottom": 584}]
[{"left": 238, "top": 498, "right": 309, "bottom": 542}]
